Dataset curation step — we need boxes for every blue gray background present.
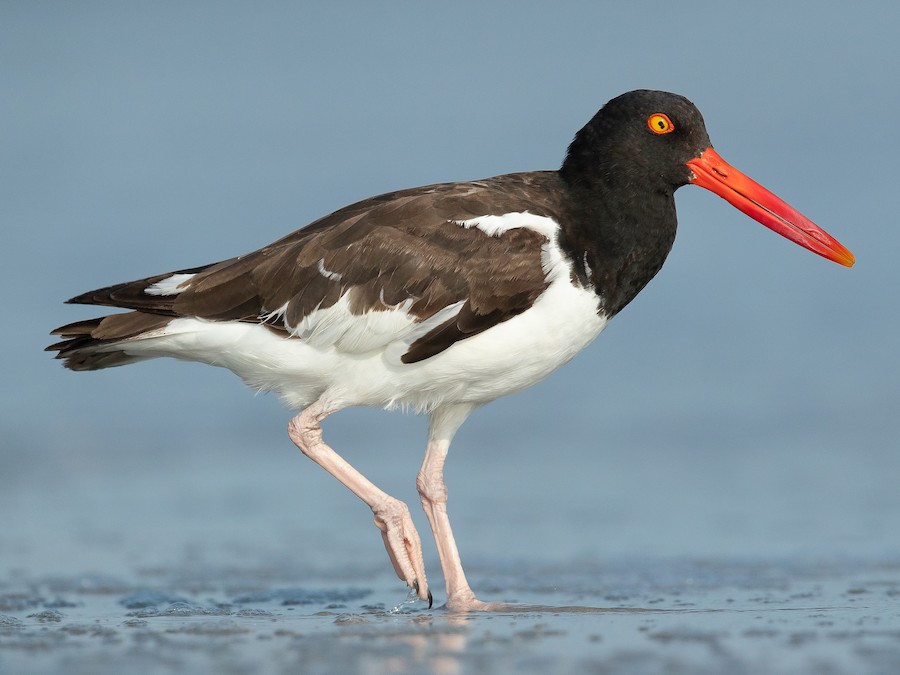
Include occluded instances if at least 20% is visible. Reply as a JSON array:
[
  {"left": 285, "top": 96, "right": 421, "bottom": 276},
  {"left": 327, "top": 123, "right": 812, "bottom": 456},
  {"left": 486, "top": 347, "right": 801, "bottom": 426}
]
[{"left": 2, "top": 2, "right": 899, "bottom": 580}]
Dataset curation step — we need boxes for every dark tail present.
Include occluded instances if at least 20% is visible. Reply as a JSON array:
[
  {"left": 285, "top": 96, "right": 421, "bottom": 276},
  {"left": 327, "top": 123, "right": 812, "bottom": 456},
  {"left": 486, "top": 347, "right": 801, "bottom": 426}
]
[
  {"left": 49, "top": 261, "right": 224, "bottom": 370},
  {"left": 47, "top": 312, "right": 173, "bottom": 371}
]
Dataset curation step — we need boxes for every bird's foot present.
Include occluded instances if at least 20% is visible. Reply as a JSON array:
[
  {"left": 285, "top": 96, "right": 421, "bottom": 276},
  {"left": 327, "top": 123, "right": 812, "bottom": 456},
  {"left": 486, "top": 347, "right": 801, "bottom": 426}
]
[
  {"left": 372, "top": 497, "right": 430, "bottom": 605},
  {"left": 444, "top": 588, "right": 517, "bottom": 612}
]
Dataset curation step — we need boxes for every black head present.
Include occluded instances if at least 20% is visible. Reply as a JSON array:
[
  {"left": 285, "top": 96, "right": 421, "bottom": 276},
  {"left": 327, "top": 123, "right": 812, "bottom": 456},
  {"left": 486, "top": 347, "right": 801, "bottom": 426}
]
[
  {"left": 561, "top": 90, "right": 712, "bottom": 192},
  {"left": 560, "top": 89, "right": 855, "bottom": 272}
]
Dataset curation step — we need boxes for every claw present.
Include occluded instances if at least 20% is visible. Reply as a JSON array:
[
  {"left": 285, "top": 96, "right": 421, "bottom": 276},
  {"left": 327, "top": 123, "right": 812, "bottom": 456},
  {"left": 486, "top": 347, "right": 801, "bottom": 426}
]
[{"left": 411, "top": 580, "right": 433, "bottom": 608}]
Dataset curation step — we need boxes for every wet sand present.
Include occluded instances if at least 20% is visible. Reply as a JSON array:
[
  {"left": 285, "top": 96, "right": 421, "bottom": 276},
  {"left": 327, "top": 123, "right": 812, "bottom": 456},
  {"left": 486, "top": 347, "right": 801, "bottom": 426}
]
[
  {"left": 2, "top": 554, "right": 899, "bottom": 674},
  {"left": 4, "top": 418, "right": 900, "bottom": 674}
]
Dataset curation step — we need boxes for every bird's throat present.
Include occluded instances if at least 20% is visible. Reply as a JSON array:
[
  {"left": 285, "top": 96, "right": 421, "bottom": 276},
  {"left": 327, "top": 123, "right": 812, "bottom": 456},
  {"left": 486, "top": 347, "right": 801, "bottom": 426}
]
[{"left": 558, "top": 177, "right": 678, "bottom": 317}]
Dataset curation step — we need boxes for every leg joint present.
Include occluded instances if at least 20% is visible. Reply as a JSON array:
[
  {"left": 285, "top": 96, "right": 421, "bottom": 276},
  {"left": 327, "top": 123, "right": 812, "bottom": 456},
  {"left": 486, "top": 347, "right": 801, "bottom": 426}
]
[
  {"left": 416, "top": 470, "right": 449, "bottom": 504},
  {"left": 287, "top": 405, "right": 325, "bottom": 457},
  {"left": 371, "top": 496, "right": 411, "bottom": 532}
]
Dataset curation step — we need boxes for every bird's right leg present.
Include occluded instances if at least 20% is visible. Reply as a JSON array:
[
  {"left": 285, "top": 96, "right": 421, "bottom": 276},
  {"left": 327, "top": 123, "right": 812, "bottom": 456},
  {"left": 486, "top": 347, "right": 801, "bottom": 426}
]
[{"left": 287, "top": 401, "right": 432, "bottom": 606}]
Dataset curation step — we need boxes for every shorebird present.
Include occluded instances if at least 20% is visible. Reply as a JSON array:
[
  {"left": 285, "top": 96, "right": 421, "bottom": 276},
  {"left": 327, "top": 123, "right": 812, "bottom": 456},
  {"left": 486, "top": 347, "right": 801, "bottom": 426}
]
[{"left": 49, "top": 90, "right": 854, "bottom": 611}]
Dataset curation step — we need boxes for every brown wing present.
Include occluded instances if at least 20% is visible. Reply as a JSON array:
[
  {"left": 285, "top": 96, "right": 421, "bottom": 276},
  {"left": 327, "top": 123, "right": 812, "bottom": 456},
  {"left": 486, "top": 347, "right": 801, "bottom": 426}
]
[{"left": 59, "top": 172, "right": 566, "bottom": 364}]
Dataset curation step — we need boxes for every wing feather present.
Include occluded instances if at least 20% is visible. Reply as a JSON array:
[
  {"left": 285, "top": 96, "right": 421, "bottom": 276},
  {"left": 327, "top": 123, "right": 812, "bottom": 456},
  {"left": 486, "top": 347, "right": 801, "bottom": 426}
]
[{"left": 58, "top": 172, "right": 565, "bottom": 362}]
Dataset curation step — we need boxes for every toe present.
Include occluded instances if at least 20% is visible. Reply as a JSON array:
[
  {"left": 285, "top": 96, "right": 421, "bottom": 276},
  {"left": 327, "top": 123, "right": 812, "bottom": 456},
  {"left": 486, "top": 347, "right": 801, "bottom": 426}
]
[
  {"left": 373, "top": 499, "right": 430, "bottom": 602},
  {"left": 412, "top": 579, "right": 433, "bottom": 607}
]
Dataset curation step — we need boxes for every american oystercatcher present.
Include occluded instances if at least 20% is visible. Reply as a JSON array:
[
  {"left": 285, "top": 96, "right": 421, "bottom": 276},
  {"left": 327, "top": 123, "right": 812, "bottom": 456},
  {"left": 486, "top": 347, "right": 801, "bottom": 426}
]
[{"left": 48, "top": 90, "right": 854, "bottom": 611}]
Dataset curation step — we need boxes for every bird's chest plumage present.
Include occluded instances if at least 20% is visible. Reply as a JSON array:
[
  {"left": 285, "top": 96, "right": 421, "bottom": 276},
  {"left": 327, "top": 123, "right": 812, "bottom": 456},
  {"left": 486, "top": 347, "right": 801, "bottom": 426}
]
[{"left": 392, "top": 271, "right": 607, "bottom": 407}]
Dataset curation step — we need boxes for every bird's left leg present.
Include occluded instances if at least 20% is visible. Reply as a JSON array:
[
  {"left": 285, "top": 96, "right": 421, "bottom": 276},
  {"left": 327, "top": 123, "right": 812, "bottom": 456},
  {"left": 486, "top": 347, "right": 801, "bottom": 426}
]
[
  {"left": 418, "top": 404, "right": 505, "bottom": 611},
  {"left": 288, "top": 400, "right": 431, "bottom": 605}
]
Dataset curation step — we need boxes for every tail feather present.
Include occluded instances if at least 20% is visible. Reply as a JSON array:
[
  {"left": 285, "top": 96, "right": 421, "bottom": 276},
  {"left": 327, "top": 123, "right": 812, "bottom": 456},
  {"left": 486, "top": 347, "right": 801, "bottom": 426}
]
[
  {"left": 51, "top": 261, "right": 230, "bottom": 371},
  {"left": 64, "top": 262, "right": 219, "bottom": 312},
  {"left": 48, "top": 312, "right": 174, "bottom": 371}
]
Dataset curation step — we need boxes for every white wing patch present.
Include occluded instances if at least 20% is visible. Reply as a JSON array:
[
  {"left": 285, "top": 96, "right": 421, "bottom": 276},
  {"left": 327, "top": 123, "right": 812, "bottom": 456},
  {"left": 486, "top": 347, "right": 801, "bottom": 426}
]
[
  {"left": 145, "top": 273, "right": 196, "bottom": 296},
  {"left": 453, "top": 212, "right": 558, "bottom": 239}
]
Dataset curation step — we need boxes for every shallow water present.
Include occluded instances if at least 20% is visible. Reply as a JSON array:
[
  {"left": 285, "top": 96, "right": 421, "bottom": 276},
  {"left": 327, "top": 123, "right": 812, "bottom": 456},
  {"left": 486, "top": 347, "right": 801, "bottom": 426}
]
[
  {"left": 4, "top": 361, "right": 899, "bottom": 675},
  {"left": 2, "top": 555, "right": 899, "bottom": 675},
  {"left": 4, "top": 423, "right": 900, "bottom": 674}
]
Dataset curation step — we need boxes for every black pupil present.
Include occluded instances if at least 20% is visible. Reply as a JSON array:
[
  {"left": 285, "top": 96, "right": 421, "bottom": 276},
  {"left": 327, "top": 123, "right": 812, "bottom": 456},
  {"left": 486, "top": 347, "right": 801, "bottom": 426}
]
[{"left": 657, "top": 119, "right": 666, "bottom": 129}]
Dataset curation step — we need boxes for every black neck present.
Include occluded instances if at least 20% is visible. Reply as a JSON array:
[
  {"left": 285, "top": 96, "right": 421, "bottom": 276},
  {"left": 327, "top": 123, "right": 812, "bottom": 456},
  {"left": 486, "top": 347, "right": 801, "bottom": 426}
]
[{"left": 557, "top": 169, "right": 679, "bottom": 317}]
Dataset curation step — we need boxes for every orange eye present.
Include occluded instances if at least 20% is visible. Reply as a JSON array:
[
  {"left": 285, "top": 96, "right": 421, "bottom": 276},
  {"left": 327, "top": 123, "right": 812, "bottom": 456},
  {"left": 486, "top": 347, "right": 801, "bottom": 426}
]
[{"left": 647, "top": 113, "right": 674, "bottom": 134}]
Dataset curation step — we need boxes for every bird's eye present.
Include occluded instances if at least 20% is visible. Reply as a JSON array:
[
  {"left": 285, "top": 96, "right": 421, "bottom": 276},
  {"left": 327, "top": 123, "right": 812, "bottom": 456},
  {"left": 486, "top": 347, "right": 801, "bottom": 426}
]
[{"left": 647, "top": 113, "right": 675, "bottom": 135}]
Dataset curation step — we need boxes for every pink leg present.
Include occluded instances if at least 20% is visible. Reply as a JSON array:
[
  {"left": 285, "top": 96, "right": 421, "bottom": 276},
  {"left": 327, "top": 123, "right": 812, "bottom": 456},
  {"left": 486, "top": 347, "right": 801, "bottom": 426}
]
[
  {"left": 418, "top": 404, "right": 506, "bottom": 611},
  {"left": 288, "top": 401, "right": 432, "bottom": 605}
]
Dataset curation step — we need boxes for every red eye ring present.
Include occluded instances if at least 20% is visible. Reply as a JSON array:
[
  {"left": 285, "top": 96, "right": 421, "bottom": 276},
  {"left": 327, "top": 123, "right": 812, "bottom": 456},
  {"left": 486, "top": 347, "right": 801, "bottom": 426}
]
[{"left": 648, "top": 113, "right": 675, "bottom": 134}]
